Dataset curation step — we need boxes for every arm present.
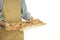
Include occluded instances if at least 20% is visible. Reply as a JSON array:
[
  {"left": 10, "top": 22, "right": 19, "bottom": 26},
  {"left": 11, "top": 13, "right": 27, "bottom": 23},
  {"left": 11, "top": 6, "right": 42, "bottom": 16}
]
[
  {"left": 21, "top": 0, "right": 33, "bottom": 20},
  {"left": 0, "top": 0, "right": 3, "bottom": 10},
  {"left": 0, "top": 0, "right": 4, "bottom": 21},
  {"left": 0, "top": 12, "right": 6, "bottom": 27}
]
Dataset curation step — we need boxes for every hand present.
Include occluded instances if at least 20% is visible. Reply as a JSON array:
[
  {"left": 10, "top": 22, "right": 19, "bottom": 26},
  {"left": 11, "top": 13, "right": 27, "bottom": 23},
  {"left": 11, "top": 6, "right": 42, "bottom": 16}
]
[
  {"left": 0, "top": 20, "right": 10, "bottom": 27},
  {"left": 5, "top": 23, "right": 20, "bottom": 31},
  {"left": 0, "top": 21, "right": 19, "bottom": 31}
]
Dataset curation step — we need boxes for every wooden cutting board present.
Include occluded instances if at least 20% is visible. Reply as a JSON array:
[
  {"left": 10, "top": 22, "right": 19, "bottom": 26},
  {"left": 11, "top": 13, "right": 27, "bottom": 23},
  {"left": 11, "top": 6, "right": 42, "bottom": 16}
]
[{"left": 2, "top": 0, "right": 22, "bottom": 24}]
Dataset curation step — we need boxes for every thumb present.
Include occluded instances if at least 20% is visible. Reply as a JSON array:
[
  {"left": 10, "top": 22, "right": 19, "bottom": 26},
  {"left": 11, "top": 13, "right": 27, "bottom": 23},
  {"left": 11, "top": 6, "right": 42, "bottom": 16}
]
[{"left": 5, "top": 22, "right": 10, "bottom": 27}]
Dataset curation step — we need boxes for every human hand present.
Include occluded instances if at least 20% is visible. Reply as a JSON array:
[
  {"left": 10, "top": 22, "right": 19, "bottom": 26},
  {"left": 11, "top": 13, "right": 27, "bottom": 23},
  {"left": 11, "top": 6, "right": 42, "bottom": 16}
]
[{"left": 5, "top": 23, "right": 20, "bottom": 31}]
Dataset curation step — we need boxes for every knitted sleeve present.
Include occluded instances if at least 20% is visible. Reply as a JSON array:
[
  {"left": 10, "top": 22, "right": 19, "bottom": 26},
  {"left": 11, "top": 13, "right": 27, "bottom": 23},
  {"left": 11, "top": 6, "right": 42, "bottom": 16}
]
[{"left": 21, "top": 0, "right": 33, "bottom": 20}]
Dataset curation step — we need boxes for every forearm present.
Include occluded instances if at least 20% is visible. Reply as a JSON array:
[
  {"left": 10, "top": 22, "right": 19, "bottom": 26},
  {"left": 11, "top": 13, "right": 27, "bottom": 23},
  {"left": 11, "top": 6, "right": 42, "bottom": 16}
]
[
  {"left": 21, "top": 0, "right": 27, "bottom": 13},
  {"left": 22, "top": 12, "right": 33, "bottom": 20},
  {"left": 0, "top": 12, "right": 5, "bottom": 26},
  {"left": 21, "top": 0, "right": 33, "bottom": 20},
  {"left": 0, "top": 0, "right": 3, "bottom": 10}
]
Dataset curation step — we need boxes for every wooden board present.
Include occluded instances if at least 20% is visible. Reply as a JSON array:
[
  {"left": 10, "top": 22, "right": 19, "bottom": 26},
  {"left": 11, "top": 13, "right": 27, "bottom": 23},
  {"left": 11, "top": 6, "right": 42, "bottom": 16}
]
[{"left": 2, "top": 0, "right": 22, "bottom": 23}]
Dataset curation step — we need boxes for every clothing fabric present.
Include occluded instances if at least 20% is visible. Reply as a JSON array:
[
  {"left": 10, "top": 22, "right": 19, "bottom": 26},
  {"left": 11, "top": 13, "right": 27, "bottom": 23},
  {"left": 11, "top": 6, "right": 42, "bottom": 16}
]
[{"left": 0, "top": 0, "right": 33, "bottom": 20}]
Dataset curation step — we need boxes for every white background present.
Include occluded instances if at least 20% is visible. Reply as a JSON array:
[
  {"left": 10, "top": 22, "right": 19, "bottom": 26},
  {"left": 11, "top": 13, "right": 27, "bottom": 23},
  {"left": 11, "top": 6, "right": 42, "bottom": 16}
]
[{"left": 24, "top": 0, "right": 60, "bottom": 40}]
